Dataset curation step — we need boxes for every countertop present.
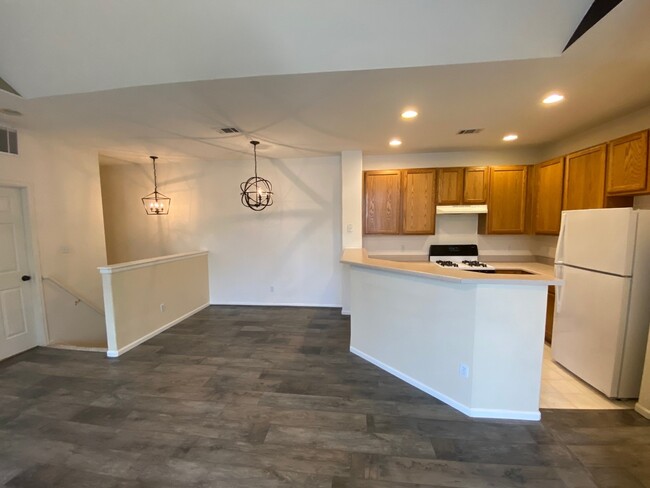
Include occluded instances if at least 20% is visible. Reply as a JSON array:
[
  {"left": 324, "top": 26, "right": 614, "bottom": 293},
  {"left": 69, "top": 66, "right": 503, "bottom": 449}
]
[{"left": 341, "top": 249, "right": 560, "bottom": 286}]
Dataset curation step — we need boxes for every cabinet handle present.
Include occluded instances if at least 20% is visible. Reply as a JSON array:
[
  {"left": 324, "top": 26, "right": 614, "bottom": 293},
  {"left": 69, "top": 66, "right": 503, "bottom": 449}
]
[{"left": 21, "top": 275, "right": 32, "bottom": 281}]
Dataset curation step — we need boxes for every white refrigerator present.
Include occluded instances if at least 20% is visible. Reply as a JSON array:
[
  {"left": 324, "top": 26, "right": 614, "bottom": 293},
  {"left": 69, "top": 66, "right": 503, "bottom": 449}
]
[{"left": 553, "top": 207, "right": 650, "bottom": 398}]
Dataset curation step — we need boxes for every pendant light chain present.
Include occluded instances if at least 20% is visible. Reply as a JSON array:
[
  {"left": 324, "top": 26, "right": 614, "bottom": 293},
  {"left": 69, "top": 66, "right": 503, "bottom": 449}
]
[
  {"left": 152, "top": 156, "right": 159, "bottom": 194},
  {"left": 141, "top": 155, "right": 171, "bottom": 215}
]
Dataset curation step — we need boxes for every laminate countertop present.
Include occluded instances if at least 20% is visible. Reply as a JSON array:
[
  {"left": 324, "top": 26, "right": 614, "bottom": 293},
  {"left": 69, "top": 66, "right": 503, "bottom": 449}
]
[{"left": 341, "top": 249, "right": 560, "bottom": 286}]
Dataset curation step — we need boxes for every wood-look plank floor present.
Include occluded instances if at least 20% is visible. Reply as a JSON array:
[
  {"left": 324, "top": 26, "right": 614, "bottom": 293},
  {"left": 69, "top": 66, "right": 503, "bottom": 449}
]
[{"left": 1, "top": 305, "right": 649, "bottom": 487}]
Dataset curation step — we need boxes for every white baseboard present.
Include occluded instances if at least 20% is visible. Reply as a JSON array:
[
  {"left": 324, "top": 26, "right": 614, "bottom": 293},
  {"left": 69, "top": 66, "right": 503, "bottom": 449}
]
[
  {"left": 106, "top": 303, "right": 209, "bottom": 358},
  {"left": 350, "top": 346, "right": 540, "bottom": 422},
  {"left": 210, "top": 301, "right": 342, "bottom": 308},
  {"left": 47, "top": 343, "right": 107, "bottom": 353},
  {"left": 635, "top": 402, "right": 650, "bottom": 419}
]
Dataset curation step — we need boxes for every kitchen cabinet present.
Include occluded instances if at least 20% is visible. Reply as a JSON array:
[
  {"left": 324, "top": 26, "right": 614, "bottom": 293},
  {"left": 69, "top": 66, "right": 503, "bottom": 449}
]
[
  {"left": 363, "top": 170, "right": 401, "bottom": 234},
  {"left": 437, "top": 167, "right": 488, "bottom": 205},
  {"left": 545, "top": 286, "right": 555, "bottom": 344},
  {"left": 563, "top": 144, "right": 607, "bottom": 210},
  {"left": 437, "top": 168, "right": 464, "bottom": 205},
  {"left": 563, "top": 143, "right": 633, "bottom": 210},
  {"left": 533, "top": 157, "right": 564, "bottom": 235},
  {"left": 606, "top": 130, "right": 650, "bottom": 195},
  {"left": 463, "top": 167, "right": 489, "bottom": 204},
  {"left": 402, "top": 168, "right": 436, "bottom": 235},
  {"left": 479, "top": 165, "right": 528, "bottom": 234}
]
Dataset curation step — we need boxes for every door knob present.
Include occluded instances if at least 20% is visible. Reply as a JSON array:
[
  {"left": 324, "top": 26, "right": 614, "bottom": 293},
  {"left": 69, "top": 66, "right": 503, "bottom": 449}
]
[{"left": 21, "top": 275, "right": 31, "bottom": 281}]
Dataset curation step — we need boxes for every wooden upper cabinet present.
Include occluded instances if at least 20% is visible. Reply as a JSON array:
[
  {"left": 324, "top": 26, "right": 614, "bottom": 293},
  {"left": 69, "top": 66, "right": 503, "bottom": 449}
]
[
  {"left": 463, "top": 167, "right": 489, "bottom": 204},
  {"left": 402, "top": 168, "right": 436, "bottom": 235},
  {"left": 363, "top": 170, "right": 401, "bottom": 234},
  {"left": 533, "top": 157, "right": 564, "bottom": 235},
  {"left": 606, "top": 130, "right": 650, "bottom": 195},
  {"left": 563, "top": 144, "right": 608, "bottom": 210},
  {"left": 437, "top": 168, "right": 464, "bottom": 205},
  {"left": 437, "top": 167, "right": 488, "bottom": 205},
  {"left": 480, "top": 165, "right": 528, "bottom": 234}
]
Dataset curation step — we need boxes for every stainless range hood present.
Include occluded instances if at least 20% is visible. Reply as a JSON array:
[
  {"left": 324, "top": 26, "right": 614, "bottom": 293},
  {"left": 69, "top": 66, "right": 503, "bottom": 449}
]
[{"left": 436, "top": 204, "right": 488, "bottom": 215}]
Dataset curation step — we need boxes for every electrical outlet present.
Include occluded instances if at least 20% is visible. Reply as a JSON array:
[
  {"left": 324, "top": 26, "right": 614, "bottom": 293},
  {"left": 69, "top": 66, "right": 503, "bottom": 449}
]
[
  {"left": 270, "top": 286, "right": 274, "bottom": 292},
  {"left": 459, "top": 363, "right": 470, "bottom": 378},
  {"left": 160, "top": 303, "right": 166, "bottom": 312},
  {"left": 346, "top": 224, "right": 353, "bottom": 233}
]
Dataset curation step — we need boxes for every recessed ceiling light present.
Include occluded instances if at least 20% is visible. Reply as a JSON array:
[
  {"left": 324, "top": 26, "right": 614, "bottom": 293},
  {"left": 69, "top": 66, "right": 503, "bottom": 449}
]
[
  {"left": 389, "top": 138, "right": 402, "bottom": 147},
  {"left": 542, "top": 93, "right": 565, "bottom": 105},
  {"left": 502, "top": 134, "right": 518, "bottom": 142},
  {"left": 401, "top": 110, "right": 418, "bottom": 119},
  {"left": 0, "top": 108, "right": 23, "bottom": 117}
]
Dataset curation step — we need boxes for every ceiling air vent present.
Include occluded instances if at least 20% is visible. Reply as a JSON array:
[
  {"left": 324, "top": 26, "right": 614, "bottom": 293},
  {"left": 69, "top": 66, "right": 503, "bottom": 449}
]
[
  {"left": 0, "top": 126, "right": 18, "bottom": 155},
  {"left": 219, "top": 127, "right": 240, "bottom": 134},
  {"left": 457, "top": 128, "right": 484, "bottom": 135}
]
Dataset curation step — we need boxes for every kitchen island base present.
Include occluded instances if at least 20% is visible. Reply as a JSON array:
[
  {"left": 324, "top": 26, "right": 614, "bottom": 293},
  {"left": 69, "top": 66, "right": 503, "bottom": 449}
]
[{"left": 348, "top": 264, "right": 548, "bottom": 421}]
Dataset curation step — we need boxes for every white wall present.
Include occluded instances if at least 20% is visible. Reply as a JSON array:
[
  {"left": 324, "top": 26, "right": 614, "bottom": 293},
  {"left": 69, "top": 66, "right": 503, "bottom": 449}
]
[
  {"left": 0, "top": 128, "right": 108, "bottom": 345},
  {"left": 349, "top": 265, "right": 547, "bottom": 420},
  {"left": 42, "top": 279, "right": 106, "bottom": 348},
  {"left": 100, "top": 155, "right": 342, "bottom": 307}
]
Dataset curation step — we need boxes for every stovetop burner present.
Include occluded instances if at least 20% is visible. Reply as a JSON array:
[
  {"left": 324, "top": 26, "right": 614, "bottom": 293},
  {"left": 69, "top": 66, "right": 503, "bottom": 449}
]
[{"left": 429, "top": 245, "right": 495, "bottom": 272}]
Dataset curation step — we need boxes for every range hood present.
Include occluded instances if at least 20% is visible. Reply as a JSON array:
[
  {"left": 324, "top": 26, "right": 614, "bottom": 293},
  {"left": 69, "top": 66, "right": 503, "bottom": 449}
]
[{"left": 436, "top": 204, "right": 488, "bottom": 215}]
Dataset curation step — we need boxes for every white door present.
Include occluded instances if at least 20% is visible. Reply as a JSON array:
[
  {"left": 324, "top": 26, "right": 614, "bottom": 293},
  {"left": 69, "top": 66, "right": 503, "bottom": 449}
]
[
  {"left": 0, "top": 187, "right": 38, "bottom": 360},
  {"left": 555, "top": 208, "right": 636, "bottom": 275},
  {"left": 552, "top": 264, "right": 631, "bottom": 397}
]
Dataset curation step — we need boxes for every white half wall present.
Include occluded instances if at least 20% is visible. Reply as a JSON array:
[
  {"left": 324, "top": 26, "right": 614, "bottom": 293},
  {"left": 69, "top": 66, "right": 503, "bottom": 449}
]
[
  {"left": 100, "top": 251, "right": 209, "bottom": 357},
  {"left": 100, "top": 154, "right": 342, "bottom": 307},
  {"left": 349, "top": 265, "right": 547, "bottom": 420}
]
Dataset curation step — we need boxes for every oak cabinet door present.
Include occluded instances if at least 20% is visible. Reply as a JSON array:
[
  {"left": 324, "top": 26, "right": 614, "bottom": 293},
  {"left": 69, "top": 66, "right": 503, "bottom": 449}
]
[
  {"left": 563, "top": 144, "right": 607, "bottom": 210},
  {"left": 463, "top": 167, "right": 488, "bottom": 204},
  {"left": 533, "top": 158, "right": 564, "bottom": 235},
  {"left": 402, "top": 168, "right": 436, "bottom": 235},
  {"left": 606, "top": 130, "right": 649, "bottom": 195},
  {"left": 437, "top": 168, "right": 464, "bottom": 205},
  {"left": 363, "top": 170, "right": 401, "bottom": 234},
  {"left": 484, "top": 165, "right": 528, "bottom": 234}
]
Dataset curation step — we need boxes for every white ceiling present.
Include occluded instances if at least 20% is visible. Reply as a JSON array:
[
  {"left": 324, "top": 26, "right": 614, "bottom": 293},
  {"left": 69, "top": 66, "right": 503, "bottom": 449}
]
[{"left": 1, "top": 0, "right": 650, "bottom": 162}]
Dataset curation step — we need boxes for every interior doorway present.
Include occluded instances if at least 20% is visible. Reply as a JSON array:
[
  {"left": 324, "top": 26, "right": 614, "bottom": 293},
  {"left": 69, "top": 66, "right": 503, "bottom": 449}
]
[{"left": 0, "top": 186, "right": 39, "bottom": 360}]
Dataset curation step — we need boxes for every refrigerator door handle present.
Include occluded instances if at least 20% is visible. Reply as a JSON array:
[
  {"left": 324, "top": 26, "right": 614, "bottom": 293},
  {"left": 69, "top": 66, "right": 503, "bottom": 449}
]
[{"left": 555, "top": 265, "right": 564, "bottom": 313}]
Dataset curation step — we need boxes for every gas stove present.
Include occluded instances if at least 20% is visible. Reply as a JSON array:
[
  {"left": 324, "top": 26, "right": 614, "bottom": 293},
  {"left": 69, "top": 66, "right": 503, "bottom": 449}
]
[{"left": 429, "top": 244, "right": 496, "bottom": 272}]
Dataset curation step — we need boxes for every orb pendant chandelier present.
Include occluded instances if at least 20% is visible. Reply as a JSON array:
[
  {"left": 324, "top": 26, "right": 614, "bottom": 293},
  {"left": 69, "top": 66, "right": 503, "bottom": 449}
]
[
  {"left": 240, "top": 140, "right": 274, "bottom": 211},
  {"left": 141, "top": 156, "right": 171, "bottom": 215}
]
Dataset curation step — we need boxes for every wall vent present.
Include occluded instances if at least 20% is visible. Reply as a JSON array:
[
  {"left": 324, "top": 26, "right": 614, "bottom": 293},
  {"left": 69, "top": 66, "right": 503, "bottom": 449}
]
[
  {"left": 0, "top": 126, "right": 18, "bottom": 155},
  {"left": 219, "top": 127, "right": 240, "bottom": 134},
  {"left": 457, "top": 128, "right": 484, "bottom": 135}
]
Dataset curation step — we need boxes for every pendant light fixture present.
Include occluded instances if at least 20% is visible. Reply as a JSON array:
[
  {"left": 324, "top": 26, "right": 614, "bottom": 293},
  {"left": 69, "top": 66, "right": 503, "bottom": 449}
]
[
  {"left": 141, "top": 156, "right": 171, "bottom": 215},
  {"left": 240, "top": 140, "right": 273, "bottom": 211}
]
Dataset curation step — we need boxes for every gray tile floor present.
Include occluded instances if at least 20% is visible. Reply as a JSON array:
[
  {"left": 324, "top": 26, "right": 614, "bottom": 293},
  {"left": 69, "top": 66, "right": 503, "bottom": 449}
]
[{"left": 1, "top": 305, "right": 649, "bottom": 487}]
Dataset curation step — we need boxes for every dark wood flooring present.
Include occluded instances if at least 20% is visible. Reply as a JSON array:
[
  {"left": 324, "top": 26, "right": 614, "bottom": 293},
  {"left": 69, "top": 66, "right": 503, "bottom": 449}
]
[{"left": 1, "top": 305, "right": 649, "bottom": 487}]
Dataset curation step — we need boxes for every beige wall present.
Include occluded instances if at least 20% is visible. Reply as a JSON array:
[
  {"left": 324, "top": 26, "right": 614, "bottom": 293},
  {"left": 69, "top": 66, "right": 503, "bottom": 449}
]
[
  {"left": 0, "top": 128, "right": 107, "bottom": 345},
  {"left": 99, "top": 155, "right": 343, "bottom": 308},
  {"left": 101, "top": 252, "right": 209, "bottom": 356}
]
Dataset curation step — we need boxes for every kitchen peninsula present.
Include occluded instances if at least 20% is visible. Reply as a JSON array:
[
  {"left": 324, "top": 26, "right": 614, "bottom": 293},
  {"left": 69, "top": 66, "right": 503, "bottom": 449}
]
[{"left": 341, "top": 249, "right": 560, "bottom": 421}]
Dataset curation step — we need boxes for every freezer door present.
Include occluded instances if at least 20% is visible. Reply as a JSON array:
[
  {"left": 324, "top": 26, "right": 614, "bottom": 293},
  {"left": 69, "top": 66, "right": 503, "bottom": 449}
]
[
  {"left": 555, "top": 208, "right": 636, "bottom": 276},
  {"left": 552, "top": 264, "right": 632, "bottom": 397}
]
